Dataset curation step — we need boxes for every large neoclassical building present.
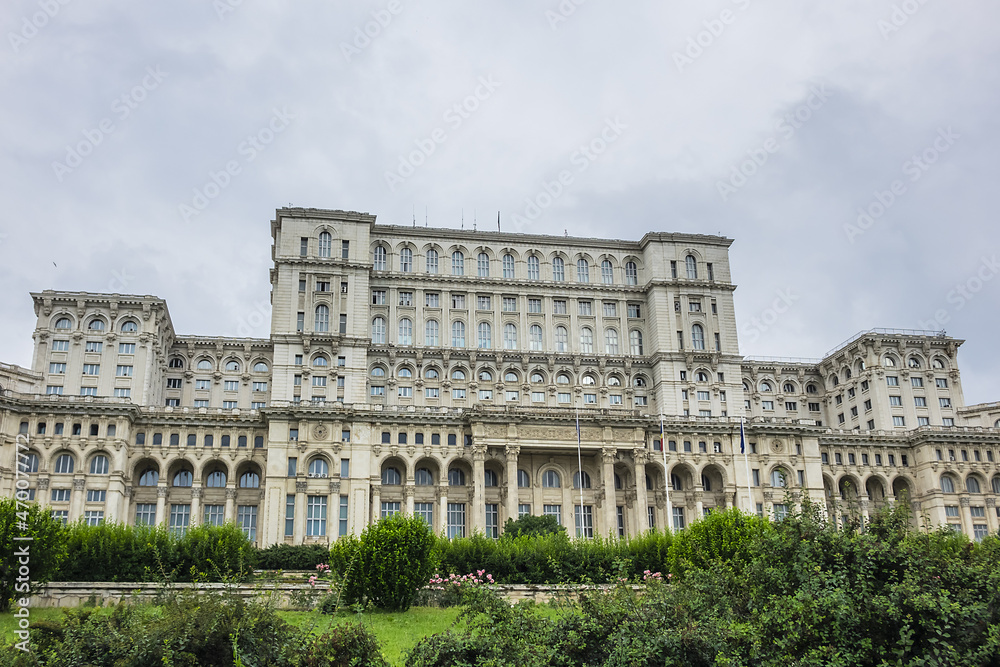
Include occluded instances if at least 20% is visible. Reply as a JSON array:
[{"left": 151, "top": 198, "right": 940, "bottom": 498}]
[{"left": 1, "top": 207, "right": 998, "bottom": 545}]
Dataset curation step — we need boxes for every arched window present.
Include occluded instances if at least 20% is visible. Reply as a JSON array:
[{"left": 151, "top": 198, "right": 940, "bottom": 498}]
[
  {"left": 399, "top": 247, "right": 413, "bottom": 272},
  {"left": 206, "top": 470, "right": 226, "bottom": 487},
  {"left": 607, "top": 375, "right": 622, "bottom": 386},
  {"left": 169, "top": 358, "right": 185, "bottom": 368},
  {"left": 313, "top": 355, "right": 328, "bottom": 367},
  {"left": 19, "top": 453, "right": 39, "bottom": 473},
  {"left": 477, "top": 252, "right": 490, "bottom": 277},
  {"left": 941, "top": 475, "right": 955, "bottom": 493},
  {"left": 120, "top": 321, "right": 138, "bottom": 333},
  {"left": 601, "top": 260, "right": 614, "bottom": 284},
  {"left": 373, "top": 245, "right": 386, "bottom": 271},
  {"left": 138, "top": 469, "right": 158, "bottom": 486},
  {"left": 966, "top": 477, "right": 981, "bottom": 493},
  {"left": 542, "top": 470, "right": 561, "bottom": 488},
  {"left": 504, "top": 371, "right": 519, "bottom": 383},
  {"left": 54, "top": 454, "right": 74, "bottom": 474},
  {"left": 556, "top": 373, "right": 571, "bottom": 385},
  {"left": 692, "top": 324, "right": 705, "bottom": 350},
  {"left": 685, "top": 254, "right": 697, "bottom": 279},
  {"left": 426, "top": 248, "right": 439, "bottom": 274},
  {"left": 479, "top": 370, "right": 494, "bottom": 382},
  {"left": 783, "top": 383, "right": 796, "bottom": 394},
  {"left": 477, "top": 322, "right": 492, "bottom": 349},
  {"left": 225, "top": 360, "right": 240, "bottom": 372},
  {"left": 371, "top": 366, "right": 385, "bottom": 378},
  {"left": 806, "top": 383, "right": 818, "bottom": 394},
  {"left": 908, "top": 357, "right": 922, "bottom": 369},
  {"left": 770, "top": 469, "right": 787, "bottom": 487},
  {"left": 397, "top": 367, "right": 412, "bottom": 378},
  {"left": 625, "top": 261, "right": 638, "bottom": 285},
  {"left": 415, "top": 468, "right": 434, "bottom": 485},
  {"left": 529, "top": 325, "right": 543, "bottom": 351},
  {"left": 552, "top": 256, "right": 565, "bottom": 281},
  {"left": 831, "top": 375, "right": 840, "bottom": 386},
  {"left": 448, "top": 468, "right": 466, "bottom": 486},
  {"left": 315, "top": 305, "right": 330, "bottom": 332},
  {"left": 580, "top": 327, "right": 593, "bottom": 354},
  {"left": 318, "top": 231, "right": 332, "bottom": 257},
  {"left": 54, "top": 317, "right": 72, "bottom": 330},
  {"left": 517, "top": 469, "right": 530, "bottom": 488},
  {"left": 671, "top": 474, "right": 683, "bottom": 491},
  {"left": 451, "top": 369, "right": 466, "bottom": 381},
  {"left": 555, "top": 326, "right": 568, "bottom": 352},
  {"left": 197, "top": 359, "right": 213, "bottom": 370},
  {"left": 381, "top": 467, "right": 401, "bottom": 485},
  {"left": 933, "top": 357, "right": 946, "bottom": 369},
  {"left": 371, "top": 317, "right": 386, "bottom": 344},
  {"left": 615, "top": 473, "right": 623, "bottom": 490},
  {"left": 398, "top": 318, "right": 413, "bottom": 345},
  {"left": 701, "top": 475, "right": 712, "bottom": 492},
  {"left": 503, "top": 323, "right": 517, "bottom": 350},
  {"left": 89, "top": 455, "right": 109, "bottom": 474},
  {"left": 573, "top": 471, "right": 591, "bottom": 489},
  {"left": 883, "top": 356, "right": 896, "bottom": 367},
  {"left": 452, "top": 251, "right": 465, "bottom": 275},
  {"left": 629, "top": 330, "right": 644, "bottom": 355},
  {"left": 452, "top": 321, "right": 466, "bottom": 347},
  {"left": 993, "top": 476, "right": 1000, "bottom": 494},
  {"left": 308, "top": 459, "right": 329, "bottom": 477},
  {"left": 527, "top": 255, "right": 540, "bottom": 280},
  {"left": 425, "top": 319, "right": 439, "bottom": 346},
  {"left": 173, "top": 470, "right": 192, "bottom": 487},
  {"left": 484, "top": 470, "right": 499, "bottom": 487},
  {"left": 605, "top": 328, "right": 619, "bottom": 355},
  {"left": 424, "top": 368, "right": 439, "bottom": 379},
  {"left": 503, "top": 254, "right": 515, "bottom": 278},
  {"left": 582, "top": 375, "right": 596, "bottom": 386},
  {"left": 577, "top": 258, "right": 590, "bottom": 283},
  {"left": 253, "top": 362, "right": 268, "bottom": 372},
  {"left": 239, "top": 472, "right": 260, "bottom": 488},
  {"left": 633, "top": 375, "right": 647, "bottom": 387},
  {"left": 530, "top": 372, "right": 545, "bottom": 384},
  {"left": 88, "top": 319, "right": 105, "bottom": 331},
  {"left": 760, "top": 381, "right": 773, "bottom": 392},
  {"left": 696, "top": 371, "right": 709, "bottom": 382}
]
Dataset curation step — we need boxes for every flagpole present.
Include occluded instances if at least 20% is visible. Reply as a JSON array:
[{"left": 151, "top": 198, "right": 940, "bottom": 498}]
[
  {"left": 661, "top": 414, "right": 673, "bottom": 532},
  {"left": 741, "top": 417, "right": 753, "bottom": 514},
  {"left": 576, "top": 407, "right": 585, "bottom": 537}
]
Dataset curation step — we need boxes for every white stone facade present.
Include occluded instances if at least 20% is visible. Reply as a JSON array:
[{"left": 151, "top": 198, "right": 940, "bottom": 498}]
[{"left": 1, "top": 207, "right": 998, "bottom": 544}]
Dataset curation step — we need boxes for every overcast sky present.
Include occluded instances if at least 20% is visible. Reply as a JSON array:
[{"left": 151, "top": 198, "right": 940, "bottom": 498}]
[{"left": 2, "top": 1, "right": 998, "bottom": 404}]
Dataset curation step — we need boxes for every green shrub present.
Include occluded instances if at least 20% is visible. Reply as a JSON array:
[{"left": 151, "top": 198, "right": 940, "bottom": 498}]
[
  {"left": 176, "top": 522, "right": 256, "bottom": 580},
  {"left": 0, "top": 496, "right": 68, "bottom": 611},
  {"left": 256, "top": 543, "right": 332, "bottom": 570},
  {"left": 501, "top": 514, "right": 565, "bottom": 538},
  {"left": 666, "top": 506, "right": 772, "bottom": 578}
]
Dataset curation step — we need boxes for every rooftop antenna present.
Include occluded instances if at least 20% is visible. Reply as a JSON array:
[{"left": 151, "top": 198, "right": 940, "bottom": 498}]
[
  {"left": 497, "top": 210, "right": 501, "bottom": 233},
  {"left": 425, "top": 206, "right": 428, "bottom": 228},
  {"left": 412, "top": 205, "right": 416, "bottom": 227},
  {"left": 461, "top": 209, "right": 464, "bottom": 230},
  {"left": 473, "top": 209, "right": 477, "bottom": 232}
]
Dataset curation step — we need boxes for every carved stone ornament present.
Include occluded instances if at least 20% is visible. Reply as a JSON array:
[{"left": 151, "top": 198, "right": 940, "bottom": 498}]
[{"left": 313, "top": 424, "right": 329, "bottom": 440}]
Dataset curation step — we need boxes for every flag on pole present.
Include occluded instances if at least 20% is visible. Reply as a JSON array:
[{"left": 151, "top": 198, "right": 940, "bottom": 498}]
[
  {"left": 740, "top": 419, "right": 746, "bottom": 454},
  {"left": 575, "top": 408, "right": 586, "bottom": 537}
]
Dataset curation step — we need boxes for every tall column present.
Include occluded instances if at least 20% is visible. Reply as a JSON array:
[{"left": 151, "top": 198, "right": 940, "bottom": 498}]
[
  {"left": 601, "top": 448, "right": 617, "bottom": 537},
  {"left": 471, "top": 445, "right": 486, "bottom": 533},
  {"left": 70, "top": 478, "right": 86, "bottom": 522},
  {"left": 106, "top": 474, "right": 126, "bottom": 523},
  {"left": 156, "top": 486, "right": 167, "bottom": 525},
  {"left": 695, "top": 491, "right": 704, "bottom": 522},
  {"left": 295, "top": 480, "right": 307, "bottom": 542},
  {"left": 404, "top": 485, "right": 415, "bottom": 515},
  {"left": 985, "top": 498, "right": 998, "bottom": 536},
  {"left": 371, "top": 483, "right": 381, "bottom": 523},
  {"left": 225, "top": 487, "right": 237, "bottom": 522},
  {"left": 438, "top": 488, "right": 448, "bottom": 535},
  {"left": 505, "top": 445, "right": 520, "bottom": 526},
  {"left": 633, "top": 450, "right": 649, "bottom": 532},
  {"left": 190, "top": 487, "right": 202, "bottom": 526}
]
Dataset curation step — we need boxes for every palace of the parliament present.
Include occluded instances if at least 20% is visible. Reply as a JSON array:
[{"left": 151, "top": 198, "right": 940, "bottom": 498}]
[{"left": 1, "top": 207, "right": 998, "bottom": 544}]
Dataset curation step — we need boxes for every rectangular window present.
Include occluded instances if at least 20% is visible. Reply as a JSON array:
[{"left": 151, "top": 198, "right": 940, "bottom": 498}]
[
  {"left": 574, "top": 505, "right": 593, "bottom": 538},
  {"left": 672, "top": 507, "right": 685, "bottom": 531},
  {"left": 893, "top": 416, "right": 906, "bottom": 427},
  {"left": 940, "top": 397, "right": 952, "bottom": 408},
  {"left": 553, "top": 299, "right": 567, "bottom": 314},
  {"left": 889, "top": 396, "right": 902, "bottom": 406},
  {"left": 543, "top": 504, "right": 562, "bottom": 525},
  {"left": 198, "top": 504, "right": 221, "bottom": 527},
  {"left": 936, "top": 378, "right": 948, "bottom": 388},
  {"left": 169, "top": 504, "right": 191, "bottom": 536},
  {"left": 82, "top": 364, "right": 100, "bottom": 375},
  {"left": 284, "top": 495, "right": 295, "bottom": 537},
  {"left": 86, "top": 489, "right": 106, "bottom": 503},
  {"left": 342, "top": 240, "right": 350, "bottom": 258},
  {"left": 296, "top": 312, "right": 304, "bottom": 332},
  {"left": 786, "top": 402, "right": 798, "bottom": 411},
  {"left": 451, "top": 293, "right": 466, "bottom": 309},
  {"left": 339, "top": 496, "right": 349, "bottom": 536},
  {"left": 528, "top": 298, "right": 542, "bottom": 313},
  {"left": 414, "top": 502, "right": 433, "bottom": 528},
  {"left": 399, "top": 291, "right": 413, "bottom": 306},
  {"left": 531, "top": 391, "right": 545, "bottom": 402},
  {"left": 52, "top": 340, "right": 69, "bottom": 351},
  {"left": 300, "top": 237, "right": 308, "bottom": 256},
  {"left": 971, "top": 506, "right": 985, "bottom": 518},
  {"left": 502, "top": 297, "right": 517, "bottom": 312},
  {"left": 519, "top": 504, "right": 531, "bottom": 518},
  {"left": 237, "top": 505, "right": 257, "bottom": 541},
  {"left": 752, "top": 469, "right": 760, "bottom": 486},
  {"left": 485, "top": 504, "right": 499, "bottom": 539},
  {"left": 49, "top": 362, "right": 66, "bottom": 374},
  {"left": 223, "top": 401, "right": 238, "bottom": 409},
  {"left": 452, "top": 388, "right": 466, "bottom": 399},
  {"left": 578, "top": 300, "right": 593, "bottom": 316},
  {"left": 46, "top": 385, "right": 64, "bottom": 395},
  {"left": 371, "top": 289, "right": 386, "bottom": 305},
  {"left": 307, "top": 496, "right": 327, "bottom": 536},
  {"left": 426, "top": 387, "right": 440, "bottom": 398},
  {"left": 380, "top": 502, "right": 401, "bottom": 518},
  {"left": 558, "top": 392, "right": 571, "bottom": 403},
  {"left": 627, "top": 303, "right": 641, "bottom": 318},
  {"left": 425, "top": 292, "right": 440, "bottom": 308},
  {"left": 602, "top": 301, "right": 617, "bottom": 317},
  {"left": 316, "top": 280, "right": 330, "bottom": 292},
  {"left": 447, "top": 503, "right": 466, "bottom": 538},
  {"left": 85, "top": 341, "right": 103, "bottom": 353},
  {"left": 974, "top": 525, "right": 989, "bottom": 541},
  {"left": 51, "top": 489, "right": 70, "bottom": 502},
  {"left": 648, "top": 506, "right": 655, "bottom": 529},
  {"left": 887, "top": 376, "right": 899, "bottom": 386}
]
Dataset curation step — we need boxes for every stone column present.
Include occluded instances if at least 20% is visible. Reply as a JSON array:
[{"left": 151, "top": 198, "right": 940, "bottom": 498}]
[
  {"left": 860, "top": 496, "right": 871, "bottom": 526},
  {"left": 404, "top": 485, "right": 415, "bottom": 516},
  {"left": 471, "top": 445, "right": 486, "bottom": 533},
  {"left": 960, "top": 496, "right": 972, "bottom": 537},
  {"left": 225, "top": 487, "right": 237, "bottom": 523},
  {"left": 634, "top": 449, "right": 649, "bottom": 531},
  {"left": 371, "top": 483, "right": 381, "bottom": 523},
  {"left": 505, "top": 445, "right": 520, "bottom": 527},
  {"left": 156, "top": 486, "right": 167, "bottom": 526},
  {"left": 190, "top": 487, "right": 202, "bottom": 526},
  {"left": 70, "top": 478, "right": 86, "bottom": 522},
  {"left": 295, "top": 480, "right": 307, "bottom": 541},
  {"left": 695, "top": 490, "right": 704, "bottom": 521},
  {"left": 985, "top": 498, "right": 998, "bottom": 535},
  {"left": 602, "top": 448, "right": 617, "bottom": 537},
  {"left": 438, "top": 487, "right": 448, "bottom": 535}
]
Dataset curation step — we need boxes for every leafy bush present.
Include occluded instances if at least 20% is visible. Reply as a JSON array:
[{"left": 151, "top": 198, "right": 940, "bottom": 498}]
[
  {"left": 666, "top": 506, "right": 772, "bottom": 577},
  {"left": 256, "top": 543, "right": 332, "bottom": 570},
  {"left": 336, "top": 514, "right": 437, "bottom": 611},
  {"left": 502, "top": 514, "right": 565, "bottom": 538},
  {"left": 0, "top": 497, "right": 68, "bottom": 612}
]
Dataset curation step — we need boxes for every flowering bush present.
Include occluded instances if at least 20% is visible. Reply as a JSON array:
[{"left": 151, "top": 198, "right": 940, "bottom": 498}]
[{"left": 425, "top": 570, "right": 495, "bottom": 607}]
